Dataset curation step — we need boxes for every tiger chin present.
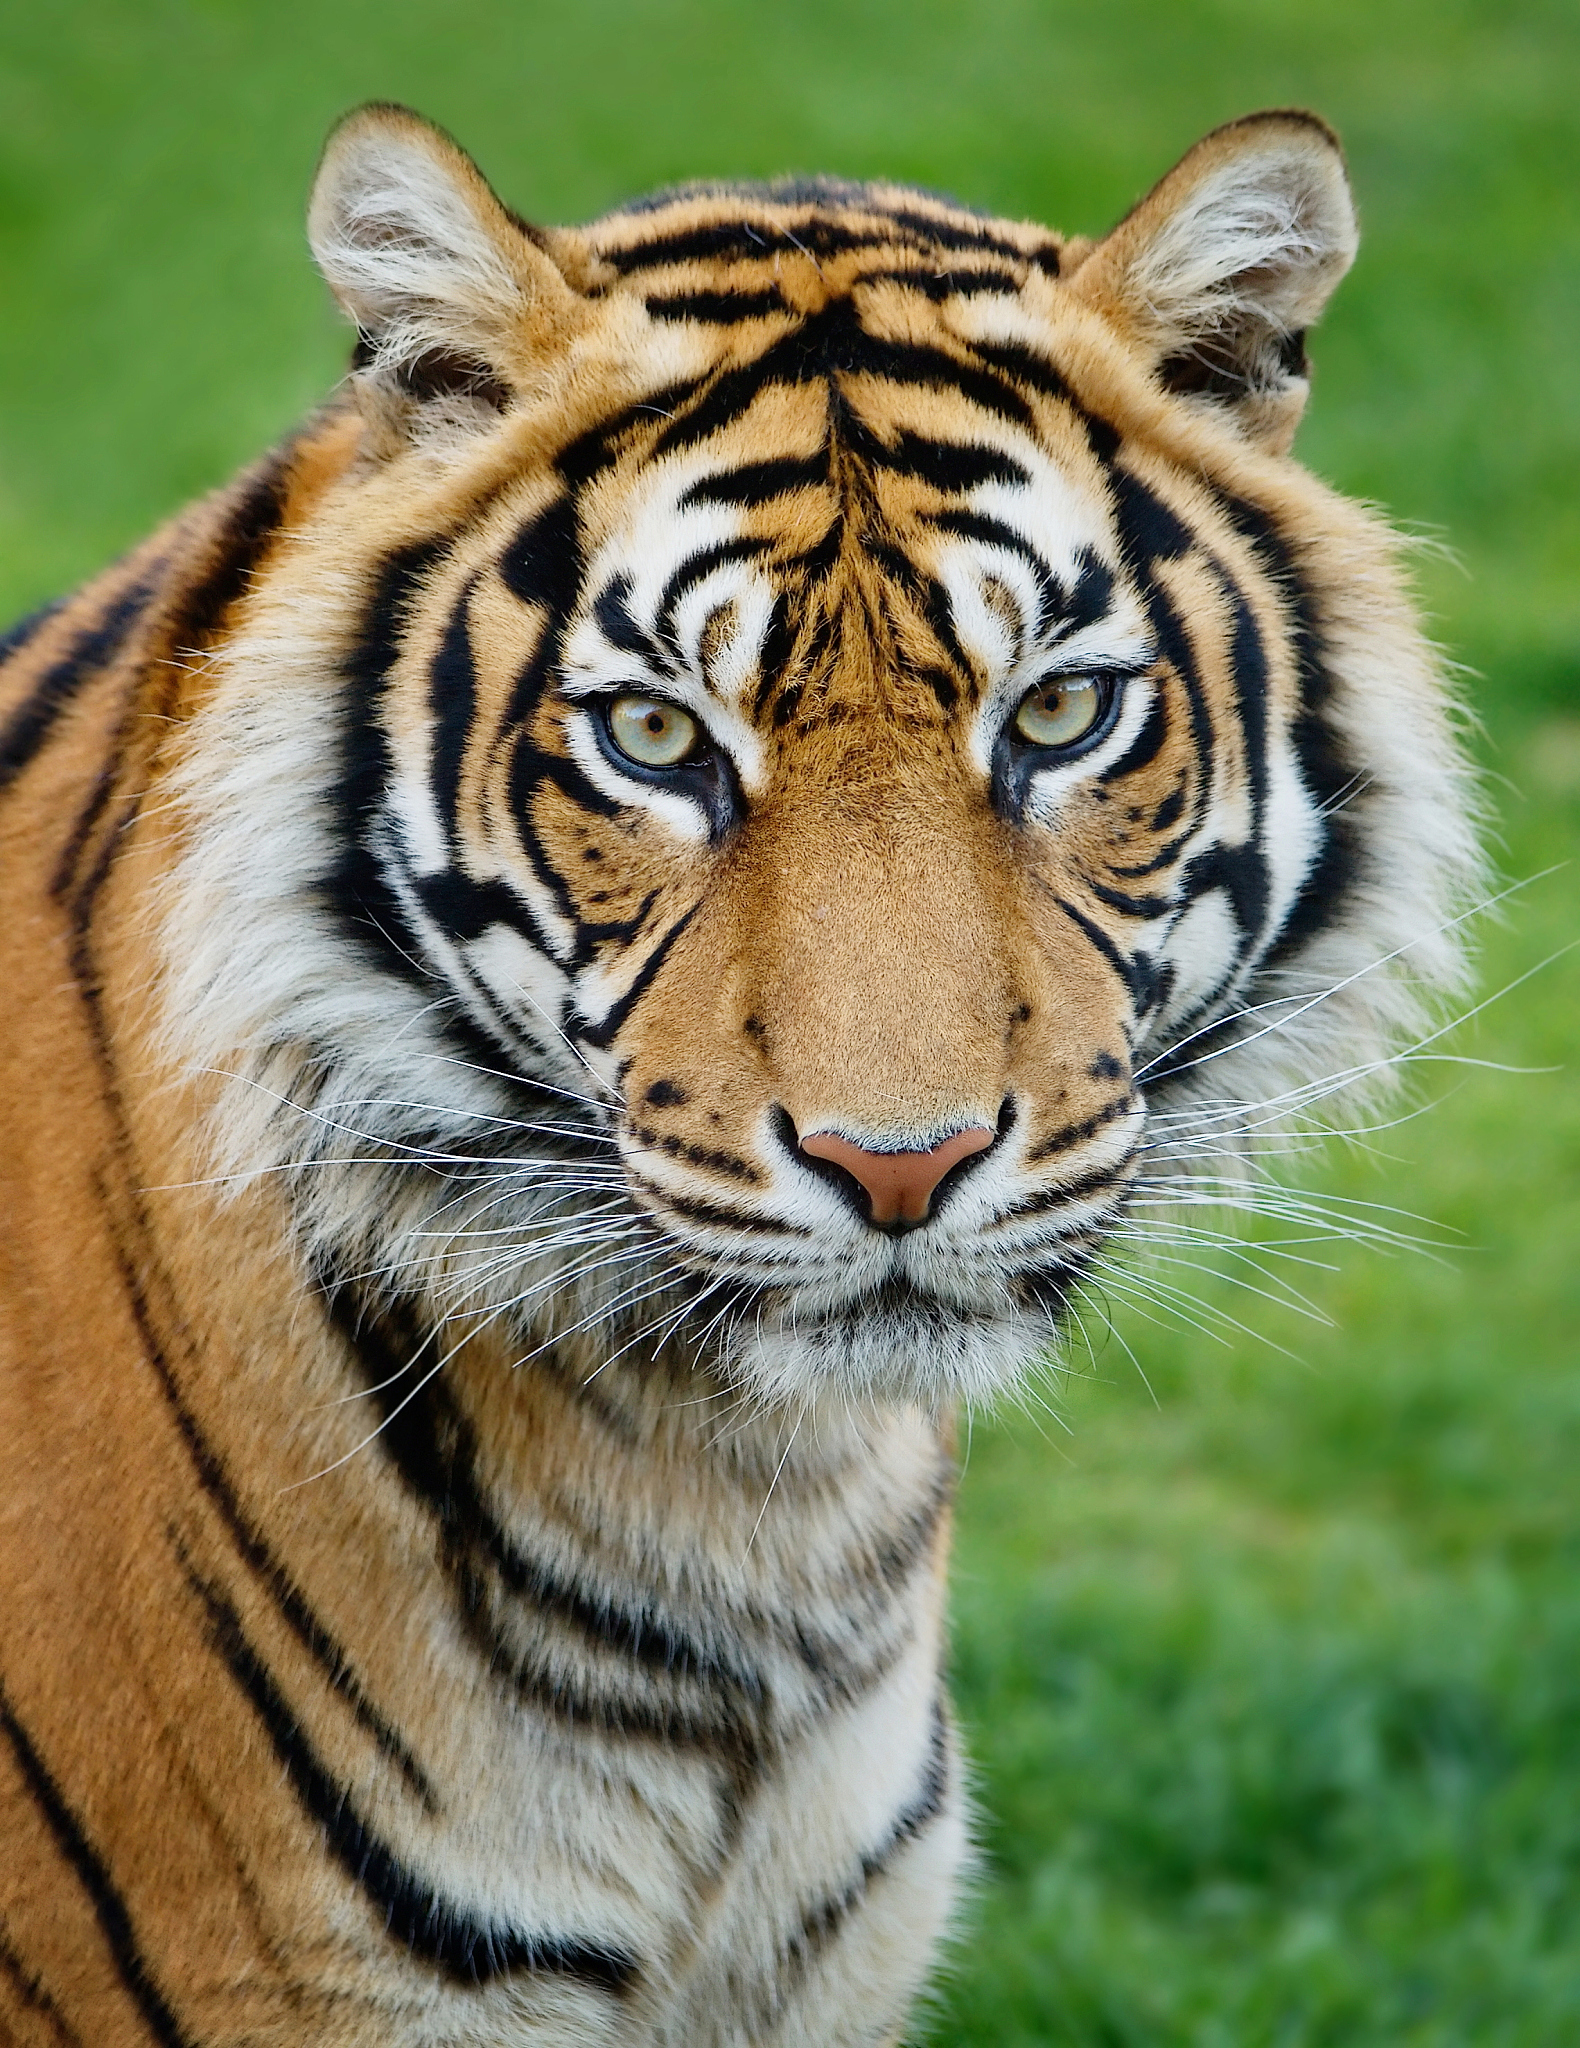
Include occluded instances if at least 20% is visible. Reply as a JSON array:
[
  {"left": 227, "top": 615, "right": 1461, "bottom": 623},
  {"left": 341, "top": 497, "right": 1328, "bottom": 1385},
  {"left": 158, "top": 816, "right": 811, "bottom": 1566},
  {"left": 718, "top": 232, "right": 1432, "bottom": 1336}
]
[{"left": 0, "top": 102, "right": 1478, "bottom": 2048}]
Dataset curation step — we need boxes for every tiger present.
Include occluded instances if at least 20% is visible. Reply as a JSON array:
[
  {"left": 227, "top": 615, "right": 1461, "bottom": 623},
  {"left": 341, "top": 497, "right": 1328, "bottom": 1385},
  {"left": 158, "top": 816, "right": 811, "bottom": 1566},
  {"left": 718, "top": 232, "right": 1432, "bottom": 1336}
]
[{"left": 0, "top": 101, "right": 1480, "bottom": 2046}]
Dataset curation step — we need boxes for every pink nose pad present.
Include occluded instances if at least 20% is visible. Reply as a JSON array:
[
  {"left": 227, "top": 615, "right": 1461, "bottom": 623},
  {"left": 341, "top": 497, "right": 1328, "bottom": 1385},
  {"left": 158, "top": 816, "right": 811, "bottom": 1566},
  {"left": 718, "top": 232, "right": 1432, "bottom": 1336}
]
[{"left": 798, "top": 1127, "right": 996, "bottom": 1227}]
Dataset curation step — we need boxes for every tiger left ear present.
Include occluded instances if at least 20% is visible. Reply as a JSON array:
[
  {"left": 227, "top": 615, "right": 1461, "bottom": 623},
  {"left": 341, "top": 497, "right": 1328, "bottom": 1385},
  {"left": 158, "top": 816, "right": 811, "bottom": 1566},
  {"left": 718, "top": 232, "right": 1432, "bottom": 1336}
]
[
  {"left": 308, "top": 102, "right": 582, "bottom": 442},
  {"left": 1065, "top": 111, "right": 1357, "bottom": 455}
]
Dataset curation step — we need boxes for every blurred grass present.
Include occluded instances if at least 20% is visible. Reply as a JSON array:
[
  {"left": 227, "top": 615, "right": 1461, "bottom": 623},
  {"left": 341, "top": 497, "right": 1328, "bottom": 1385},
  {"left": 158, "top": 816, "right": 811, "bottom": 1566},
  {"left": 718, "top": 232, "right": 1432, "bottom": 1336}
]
[{"left": 1, "top": 3, "right": 1574, "bottom": 2041}]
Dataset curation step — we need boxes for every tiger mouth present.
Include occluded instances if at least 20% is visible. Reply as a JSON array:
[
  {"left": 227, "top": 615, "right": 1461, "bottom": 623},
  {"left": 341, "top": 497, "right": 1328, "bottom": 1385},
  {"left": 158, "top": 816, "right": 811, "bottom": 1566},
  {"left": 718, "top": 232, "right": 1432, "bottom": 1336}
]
[{"left": 673, "top": 1255, "right": 1093, "bottom": 1351}]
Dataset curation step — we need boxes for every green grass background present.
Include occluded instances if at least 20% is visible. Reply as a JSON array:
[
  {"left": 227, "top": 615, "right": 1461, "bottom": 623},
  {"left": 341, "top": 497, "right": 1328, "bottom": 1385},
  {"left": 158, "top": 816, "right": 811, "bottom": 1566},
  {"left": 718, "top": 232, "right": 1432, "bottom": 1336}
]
[{"left": 2, "top": 3, "right": 1575, "bottom": 2040}]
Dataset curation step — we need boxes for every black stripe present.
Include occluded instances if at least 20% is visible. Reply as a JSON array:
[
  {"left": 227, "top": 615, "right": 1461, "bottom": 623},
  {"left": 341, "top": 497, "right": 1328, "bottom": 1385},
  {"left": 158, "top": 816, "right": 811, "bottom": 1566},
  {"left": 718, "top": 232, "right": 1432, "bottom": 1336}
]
[
  {"left": 601, "top": 221, "right": 798, "bottom": 272},
  {"left": 654, "top": 536, "right": 769, "bottom": 648},
  {"left": 44, "top": 459, "right": 292, "bottom": 907},
  {"left": 783, "top": 509, "right": 844, "bottom": 588},
  {"left": 325, "top": 538, "right": 588, "bottom": 1098},
  {"left": 627, "top": 1176, "right": 810, "bottom": 1237},
  {"left": 1106, "top": 468, "right": 1216, "bottom": 862},
  {"left": 428, "top": 576, "right": 479, "bottom": 850},
  {"left": 496, "top": 500, "right": 647, "bottom": 944},
  {"left": 1150, "top": 784, "right": 1187, "bottom": 834},
  {"left": 922, "top": 506, "right": 1044, "bottom": 563},
  {"left": 627, "top": 1118, "right": 757, "bottom": 1181},
  {"left": 1003, "top": 1159, "right": 1132, "bottom": 1218},
  {"left": 0, "top": 1923, "right": 82, "bottom": 2047},
  {"left": 0, "top": 596, "right": 62, "bottom": 668},
  {"left": 833, "top": 408, "right": 1031, "bottom": 495},
  {"left": 0, "top": 1683, "right": 196, "bottom": 2048},
  {"left": 918, "top": 573, "right": 977, "bottom": 692},
  {"left": 1109, "top": 824, "right": 1196, "bottom": 880},
  {"left": 575, "top": 904, "right": 699, "bottom": 1050},
  {"left": 315, "top": 1288, "right": 789, "bottom": 1752},
  {"left": 877, "top": 207, "right": 1040, "bottom": 263},
  {"left": 1099, "top": 691, "right": 1169, "bottom": 782},
  {"left": 679, "top": 451, "right": 830, "bottom": 509},
  {"left": 1025, "top": 1091, "right": 1137, "bottom": 1162},
  {"left": 970, "top": 337, "right": 1083, "bottom": 411},
  {"left": 317, "top": 1291, "right": 742, "bottom": 1683},
  {"left": 513, "top": 737, "right": 624, "bottom": 825},
  {"left": 592, "top": 574, "right": 672, "bottom": 671},
  {"left": 568, "top": 885, "right": 661, "bottom": 968},
  {"left": 599, "top": 218, "right": 883, "bottom": 274},
  {"left": 552, "top": 381, "right": 702, "bottom": 490},
  {"left": 1109, "top": 460, "right": 1196, "bottom": 568},
  {"left": 646, "top": 288, "right": 789, "bottom": 323},
  {"left": 1161, "top": 552, "right": 1275, "bottom": 991},
  {"left": 498, "top": 494, "right": 583, "bottom": 620},
  {"left": 320, "top": 1286, "right": 939, "bottom": 1756},
  {"left": 103, "top": 1230, "right": 439, "bottom": 1811},
  {"left": 921, "top": 510, "right": 1107, "bottom": 658},
  {"left": 828, "top": 324, "right": 1039, "bottom": 430},
  {"left": 652, "top": 302, "right": 1038, "bottom": 466},
  {"left": 1217, "top": 494, "right": 1361, "bottom": 964},
  {"left": 1053, "top": 891, "right": 1160, "bottom": 1014},
  {"left": 775, "top": 1700, "right": 951, "bottom": 1992},
  {"left": 181, "top": 1565, "right": 638, "bottom": 1992},
  {"left": 604, "top": 204, "right": 1041, "bottom": 278},
  {"left": 872, "top": 430, "right": 1029, "bottom": 494},
  {"left": 324, "top": 537, "right": 449, "bottom": 981},
  {"left": 1053, "top": 548, "right": 1119, "bottom": 641},
  {"left": 163, "top": 453, "right": 291, "bottom": 658},
  {"left": 0, "top": 578, "right": 154, "bottom": 796},
  {"left": 857, "top": 263, "right": 1023, "bottom": 300},
  {"left": 1085, "top": 878, "right": 1172, "bottom": 920}
]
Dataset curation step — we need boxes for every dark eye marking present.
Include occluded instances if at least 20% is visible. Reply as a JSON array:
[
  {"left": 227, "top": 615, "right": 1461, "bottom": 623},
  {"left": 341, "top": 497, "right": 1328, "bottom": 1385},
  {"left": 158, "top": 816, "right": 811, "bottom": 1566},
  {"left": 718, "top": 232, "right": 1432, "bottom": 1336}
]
[{"left": 1097, "top": 692, "right": 1168, "bottom": 782}]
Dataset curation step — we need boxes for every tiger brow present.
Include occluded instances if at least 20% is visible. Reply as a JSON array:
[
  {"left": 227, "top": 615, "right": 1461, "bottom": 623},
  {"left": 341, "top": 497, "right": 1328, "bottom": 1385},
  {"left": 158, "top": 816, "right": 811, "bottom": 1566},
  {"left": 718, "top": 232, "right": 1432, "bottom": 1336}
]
[
  {"left": 679, "top": 451, "right": 830, "bottom": 509},
  {"left": 654, "top": 537, "right": 770, "bottom": 652},
  {"left": 593, "top": 579, "right": 674, "bottom": 678}
]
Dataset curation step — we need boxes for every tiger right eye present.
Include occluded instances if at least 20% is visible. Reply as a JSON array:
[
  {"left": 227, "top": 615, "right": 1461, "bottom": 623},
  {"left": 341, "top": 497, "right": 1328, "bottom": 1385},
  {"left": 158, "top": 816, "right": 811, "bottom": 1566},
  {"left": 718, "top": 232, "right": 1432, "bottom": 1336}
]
[{"left": 607, "top": 694, "right": 700, "bottom": 769}]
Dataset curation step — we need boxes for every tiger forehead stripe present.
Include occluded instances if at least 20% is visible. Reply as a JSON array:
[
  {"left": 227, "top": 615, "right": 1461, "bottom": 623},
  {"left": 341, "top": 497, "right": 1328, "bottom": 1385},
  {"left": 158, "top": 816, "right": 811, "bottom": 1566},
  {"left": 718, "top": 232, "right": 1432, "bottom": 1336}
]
[{"left": 589, "top": 182, "right": 1064, "bottom": 281}]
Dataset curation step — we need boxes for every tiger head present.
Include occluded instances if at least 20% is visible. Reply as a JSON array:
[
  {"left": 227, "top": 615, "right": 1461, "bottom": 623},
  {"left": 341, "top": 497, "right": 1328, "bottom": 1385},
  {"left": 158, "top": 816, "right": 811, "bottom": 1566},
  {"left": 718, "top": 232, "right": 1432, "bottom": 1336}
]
[{"left": 162, "top": 106, "right": 1479, "bottom": 1408}]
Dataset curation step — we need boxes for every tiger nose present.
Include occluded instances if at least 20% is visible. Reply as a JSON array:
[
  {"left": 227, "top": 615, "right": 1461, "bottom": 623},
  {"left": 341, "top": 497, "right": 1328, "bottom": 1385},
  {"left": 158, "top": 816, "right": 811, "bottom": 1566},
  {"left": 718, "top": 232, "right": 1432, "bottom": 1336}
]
[{"left": 798, "top": 1126, "right": 996, "bottom": 1229}]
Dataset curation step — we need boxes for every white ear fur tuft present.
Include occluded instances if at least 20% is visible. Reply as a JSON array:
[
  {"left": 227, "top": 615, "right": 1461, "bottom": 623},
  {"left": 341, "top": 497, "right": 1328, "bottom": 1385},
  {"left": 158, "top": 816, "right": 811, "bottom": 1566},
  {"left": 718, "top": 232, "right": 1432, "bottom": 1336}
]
[
  {"left": 308, "top": 104, "right": 570, "bottom": 420},
  {"left": 1071, "top": 113, "right": 1358, "bottom": 452}
]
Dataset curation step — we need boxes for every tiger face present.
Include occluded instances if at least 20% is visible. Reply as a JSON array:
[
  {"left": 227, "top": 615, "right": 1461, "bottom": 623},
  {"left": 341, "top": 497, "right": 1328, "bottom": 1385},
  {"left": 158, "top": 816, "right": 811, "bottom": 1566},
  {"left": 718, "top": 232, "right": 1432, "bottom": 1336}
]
[{"left": 163, "top": 108, "right": 1478, "bottom": 1409}]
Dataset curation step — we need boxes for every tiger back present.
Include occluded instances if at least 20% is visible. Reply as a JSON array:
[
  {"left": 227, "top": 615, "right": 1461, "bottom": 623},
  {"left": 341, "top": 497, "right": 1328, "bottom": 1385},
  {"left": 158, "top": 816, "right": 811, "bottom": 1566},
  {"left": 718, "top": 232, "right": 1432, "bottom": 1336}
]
[{"left": 0, "top": 106, "right": 1478, "bottom": 2046}]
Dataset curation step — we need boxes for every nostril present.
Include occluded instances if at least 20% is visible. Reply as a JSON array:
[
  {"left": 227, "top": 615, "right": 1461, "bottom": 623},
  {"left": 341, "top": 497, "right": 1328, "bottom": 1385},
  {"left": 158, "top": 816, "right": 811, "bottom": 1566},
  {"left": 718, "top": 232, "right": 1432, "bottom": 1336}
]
[{"left": 797, "top": 1124, "right": 996, "bottom": 1230}]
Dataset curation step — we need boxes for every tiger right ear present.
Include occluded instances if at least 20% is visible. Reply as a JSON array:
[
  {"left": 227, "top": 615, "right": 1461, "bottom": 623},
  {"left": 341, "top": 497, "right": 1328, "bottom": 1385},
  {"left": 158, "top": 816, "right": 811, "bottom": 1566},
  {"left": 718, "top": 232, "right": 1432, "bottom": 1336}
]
[
  {"left": 308, "top": 103, "right": 581, "bottom": 438},
  {"left": 1066, "top": 111, "right": 1357, "bottom": 455}
]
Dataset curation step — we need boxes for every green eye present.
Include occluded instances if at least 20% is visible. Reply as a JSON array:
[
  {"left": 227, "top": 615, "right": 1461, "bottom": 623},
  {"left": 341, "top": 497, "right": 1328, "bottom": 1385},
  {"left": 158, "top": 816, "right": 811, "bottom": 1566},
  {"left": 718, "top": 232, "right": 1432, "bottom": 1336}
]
[
  {"left": 607, "top": 694, "right": 701, "bottom": 769},
  {"left": 1012, "top": 675, "right": 1107, "bottom": 750}
]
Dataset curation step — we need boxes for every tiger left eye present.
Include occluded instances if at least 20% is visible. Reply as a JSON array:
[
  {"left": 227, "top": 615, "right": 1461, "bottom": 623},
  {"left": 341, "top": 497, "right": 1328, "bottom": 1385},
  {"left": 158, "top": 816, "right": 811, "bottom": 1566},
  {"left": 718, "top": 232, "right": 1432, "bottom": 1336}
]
[
  {"left": 1012, "top": 676, "right": 1107, "bottom": 751},
  {"left": 607, "top": 694, "right": 701, "bottom": 769}
]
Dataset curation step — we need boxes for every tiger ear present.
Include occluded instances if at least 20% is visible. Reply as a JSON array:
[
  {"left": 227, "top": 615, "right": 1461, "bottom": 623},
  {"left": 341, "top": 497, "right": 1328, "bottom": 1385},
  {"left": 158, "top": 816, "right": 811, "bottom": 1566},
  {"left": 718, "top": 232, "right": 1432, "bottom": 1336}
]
[
  {"left": 1066, "top": 111, "right": 1357, "bottom": 455},
  {"left": 308, "top": 103, "right": 580, "bottom": 439}
]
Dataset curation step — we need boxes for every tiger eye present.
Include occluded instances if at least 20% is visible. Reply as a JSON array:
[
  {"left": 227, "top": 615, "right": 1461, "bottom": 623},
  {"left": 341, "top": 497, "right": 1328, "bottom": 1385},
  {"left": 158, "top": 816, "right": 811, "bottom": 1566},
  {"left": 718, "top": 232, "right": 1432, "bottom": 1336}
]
[
  {"left": 608, "top": 695, "right": 700, "bottom": 769},
  {"left": 1012, "top": 676, "right": 1106, "bottom": 750}
]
